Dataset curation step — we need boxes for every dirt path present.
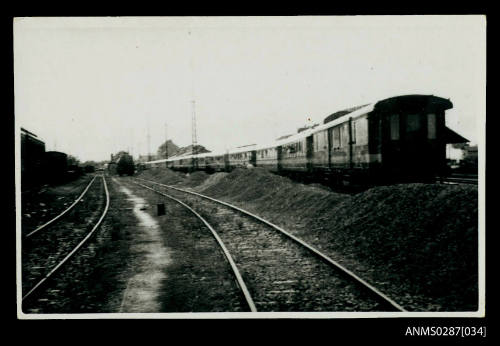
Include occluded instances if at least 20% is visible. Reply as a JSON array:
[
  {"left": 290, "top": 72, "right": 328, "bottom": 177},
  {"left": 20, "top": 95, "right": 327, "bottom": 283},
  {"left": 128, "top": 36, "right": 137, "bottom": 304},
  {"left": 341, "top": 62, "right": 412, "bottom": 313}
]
[{"left": 112, "top": 178, "right": 172, "bottom": 313}]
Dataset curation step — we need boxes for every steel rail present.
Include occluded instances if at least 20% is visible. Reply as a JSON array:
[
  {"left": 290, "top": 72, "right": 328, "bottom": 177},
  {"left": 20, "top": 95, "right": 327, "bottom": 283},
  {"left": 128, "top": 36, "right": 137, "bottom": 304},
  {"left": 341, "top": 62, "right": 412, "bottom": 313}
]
[
  {"left": 132, "top": 181, "right": 257, "bottom": 313},
  {"left": 441, "top": 177, "right": 478, "bottom": 185},
  {"left": 450, "top": 173, "right": 478, "bottom": 179},
  {"left": 22, "top": 175, "right": 110, "bottom": 302},
  {"left": 136, "top": 177, "right": 407, "bottom": 312},
  {"left": 25, "top": 176, "right": 98, "bottom": 238}
]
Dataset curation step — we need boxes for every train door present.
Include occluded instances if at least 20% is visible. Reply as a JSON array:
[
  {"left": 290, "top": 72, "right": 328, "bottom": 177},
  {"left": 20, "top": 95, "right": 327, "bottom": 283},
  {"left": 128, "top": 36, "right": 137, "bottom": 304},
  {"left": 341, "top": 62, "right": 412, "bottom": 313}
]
[
  {"left": 223, "top": 154, "right": 229, "bottom": 172},
  {"left": 403, "top": 112, "right": 426, "bottom": 175},
  {"left": 382, "top": 112, "right": 432, "bottom": 179},
  {"left": 250, "top": 150, "right": 257, "bottom": 167},
  {"left": 382, "top": 112, "right": 404, "bottom": 177}
]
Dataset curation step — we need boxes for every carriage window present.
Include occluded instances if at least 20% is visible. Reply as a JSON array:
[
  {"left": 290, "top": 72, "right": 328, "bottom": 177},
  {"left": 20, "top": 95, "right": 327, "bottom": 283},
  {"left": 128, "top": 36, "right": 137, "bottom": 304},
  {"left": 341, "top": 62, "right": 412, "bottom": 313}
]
[
  {"left": 390, "top": 114, "right": 400, "bottom": 140},
  {"left": 333, "top": 127, "right": 341, "bottom": 148},
  {"left": 406, "top": 113, "right": 420, "bottom": 132},
  {"left": 340, "top": 125, "right": 347, "bottom": 147},
  {"left": 356, "top": 118, "right": 368, "bottom": 145},
  {"left": 427, "top": 113, "right": 436, "bottom": 139}
]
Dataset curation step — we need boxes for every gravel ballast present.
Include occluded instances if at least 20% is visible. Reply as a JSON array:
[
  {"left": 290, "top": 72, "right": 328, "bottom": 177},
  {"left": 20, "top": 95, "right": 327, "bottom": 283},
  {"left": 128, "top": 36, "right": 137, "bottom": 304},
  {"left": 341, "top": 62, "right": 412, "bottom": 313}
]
[{"left": 138, "top": 167, "right": 479, "bottom": 311}]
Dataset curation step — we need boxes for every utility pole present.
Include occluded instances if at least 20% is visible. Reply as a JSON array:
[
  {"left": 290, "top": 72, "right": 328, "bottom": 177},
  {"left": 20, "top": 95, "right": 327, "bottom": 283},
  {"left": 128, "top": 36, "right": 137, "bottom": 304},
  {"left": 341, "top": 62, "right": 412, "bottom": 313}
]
[
  {"left": 191, "top": 100, "right": 198, "bottom": 170},
  {"left": 147, "top": 125, "right": 151, "bottom": 162},
  {"left": 130, "top": 129, "right": 134, "bottom": 157},
  {"left": 165, "top": 123, "right": 168, "bottom": 168}
]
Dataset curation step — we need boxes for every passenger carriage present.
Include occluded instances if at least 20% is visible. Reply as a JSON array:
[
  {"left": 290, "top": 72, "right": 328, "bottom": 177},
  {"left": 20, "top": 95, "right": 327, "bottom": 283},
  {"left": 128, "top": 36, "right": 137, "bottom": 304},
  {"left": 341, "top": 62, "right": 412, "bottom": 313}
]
[
  {"left": 203, "top": 151, "right": 227, "bottom": 172},
  {"left": 275, "top": 131, "right": 313, "bottom": 173},
  {"left": 144, "top": 95, "right": 461, "bottom": 185},
  {"left": 307, "top": 95, "right": 455, "bottom": 182},
  {"left": 255, "top": 143, "right": 279, "bottom": 172},
  {"left": 227, "top": 145, "right": 257, "bottom": 170}
]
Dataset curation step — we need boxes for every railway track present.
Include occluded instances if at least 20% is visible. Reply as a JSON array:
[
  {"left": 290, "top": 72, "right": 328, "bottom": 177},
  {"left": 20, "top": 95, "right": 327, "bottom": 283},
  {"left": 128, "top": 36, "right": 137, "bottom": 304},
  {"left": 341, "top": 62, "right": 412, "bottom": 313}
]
[
  {"left": 25, "top": 175, "right": 98, "bottom": 238},
  {"left": 127, "top": 179, "right": 256, "bottom": 312},
  {"left": 21, "top": 174, "right": 110, "bottom": 310},
  {"left": 437, "top": 174, "right": 478, "bottom": 185},
  {"left": 132, "top": 177, "right": 406, "bottom": 312}
]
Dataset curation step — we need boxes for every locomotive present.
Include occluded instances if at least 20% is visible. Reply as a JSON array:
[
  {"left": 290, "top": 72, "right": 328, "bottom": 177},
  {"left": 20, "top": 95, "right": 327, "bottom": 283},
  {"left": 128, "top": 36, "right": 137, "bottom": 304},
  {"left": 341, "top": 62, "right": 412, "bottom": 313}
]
[
  {"left": 145, "top": 95, "right": 467, "bottom": 184},
  {"left": 116, "top": 153, "right": 135, "bottom": 176}
]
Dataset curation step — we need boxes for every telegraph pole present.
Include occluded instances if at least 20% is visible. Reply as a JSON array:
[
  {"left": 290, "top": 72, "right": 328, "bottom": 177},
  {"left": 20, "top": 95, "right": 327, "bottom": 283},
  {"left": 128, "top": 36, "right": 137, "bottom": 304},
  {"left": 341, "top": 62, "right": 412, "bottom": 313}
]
[
  {"left": 130, "top": 129, "right": 134, "bottom": 157},
  {"left": 191, "top": 100, "right": 198, "bottom": 170},
  {"left": 147, "top": 125, "right": 151, "bottom": 162},
  {"left": 165, "top": 123, "right": 168, "bottom": 168}
]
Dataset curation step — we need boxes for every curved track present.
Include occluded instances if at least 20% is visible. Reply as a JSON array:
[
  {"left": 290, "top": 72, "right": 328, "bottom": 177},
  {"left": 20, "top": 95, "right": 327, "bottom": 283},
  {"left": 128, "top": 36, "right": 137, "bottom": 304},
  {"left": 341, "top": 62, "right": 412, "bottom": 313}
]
[
  {"left": 133, "top": 181, "right": 257, "bottom": 312},
  {"left": 25, "top": 176, "right": 98, "bottom": 238},
  {"left": 134, "top": 177, "right": 407, "bottom": 312},
  {"left": 22, "top": 175, "right": 110, "bottom": 303}
]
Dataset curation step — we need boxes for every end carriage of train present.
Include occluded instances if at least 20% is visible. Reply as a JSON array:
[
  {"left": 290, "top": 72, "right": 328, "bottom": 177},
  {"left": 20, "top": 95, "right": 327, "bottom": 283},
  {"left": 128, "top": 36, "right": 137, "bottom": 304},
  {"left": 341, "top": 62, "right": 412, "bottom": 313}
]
[
  {"left": 143, "top": 95, "right": 467, "bottom": 185},
  {"left": 21, "top": 128, "right": 46, "bottom": 190}
]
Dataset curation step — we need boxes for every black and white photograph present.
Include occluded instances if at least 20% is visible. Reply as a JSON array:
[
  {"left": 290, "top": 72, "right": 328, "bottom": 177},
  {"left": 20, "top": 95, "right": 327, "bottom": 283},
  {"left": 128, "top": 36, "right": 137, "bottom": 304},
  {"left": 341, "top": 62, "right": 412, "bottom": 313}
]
[{"left": 15, "top": 16, "right": 485, "bottom": 319}]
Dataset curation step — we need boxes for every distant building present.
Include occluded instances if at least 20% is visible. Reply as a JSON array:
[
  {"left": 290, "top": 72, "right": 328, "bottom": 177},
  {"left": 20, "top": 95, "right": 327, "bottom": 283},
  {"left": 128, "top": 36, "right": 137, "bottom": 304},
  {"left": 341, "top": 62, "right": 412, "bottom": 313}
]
[
  {"left": 169, "top": 144, "right": 210, "bottom": 157},
  {"left": 447, "top": 143, "right": 477, "bottom": 173},
  {"left": 447, "top": 144, "right": 464, "bottom": 161},
  {"left": 157, "top": 139, "right": 180, "bottom": 159}
]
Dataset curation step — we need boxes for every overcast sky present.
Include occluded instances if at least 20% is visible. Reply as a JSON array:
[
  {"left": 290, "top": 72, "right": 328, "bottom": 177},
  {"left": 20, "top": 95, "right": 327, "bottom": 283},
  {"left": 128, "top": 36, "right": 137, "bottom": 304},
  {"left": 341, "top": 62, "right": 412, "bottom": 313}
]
[{"left": 14, "top": 16, "right": 486, "bottom": 162}]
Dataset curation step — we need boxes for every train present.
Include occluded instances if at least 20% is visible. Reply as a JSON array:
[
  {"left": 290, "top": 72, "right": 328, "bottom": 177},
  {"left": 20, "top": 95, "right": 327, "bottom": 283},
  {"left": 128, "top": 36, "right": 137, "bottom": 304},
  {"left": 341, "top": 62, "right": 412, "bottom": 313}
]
[
  {"left": 21, "top": 128, "right": 46, "bottom": 190},
  {"left": 143, "top": 95, "right": 468, "bottom": 185},
  {"left": 44, "top": 151, "right": 69, "bottom": 184},
  {"left": 116, "top": 153, "right": 135, "bottom": 176},
  {"left": 21, "top": 128, "right": 84, "bottom": 191},
  {"left": 107, "top": 152, "right": 135, "bottom": 176}
]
